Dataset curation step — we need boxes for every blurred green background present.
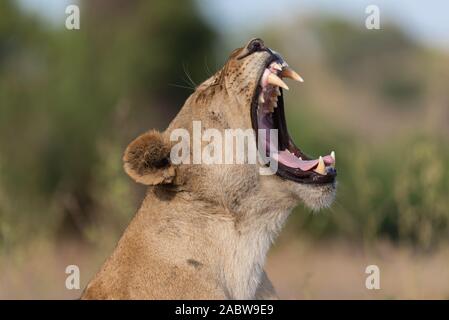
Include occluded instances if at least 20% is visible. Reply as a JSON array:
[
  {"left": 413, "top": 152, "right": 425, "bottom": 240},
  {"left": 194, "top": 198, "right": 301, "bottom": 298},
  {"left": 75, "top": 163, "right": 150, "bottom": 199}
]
[{"left": 1, "top": 0, "right": 449, "bottom": 299}]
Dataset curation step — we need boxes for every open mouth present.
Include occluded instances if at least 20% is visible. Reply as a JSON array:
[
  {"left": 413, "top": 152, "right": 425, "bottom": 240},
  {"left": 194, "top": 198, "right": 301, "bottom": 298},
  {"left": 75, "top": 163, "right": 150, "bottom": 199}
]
[{"left": 251, "top": 55, "right": 337, "bottom": 184}]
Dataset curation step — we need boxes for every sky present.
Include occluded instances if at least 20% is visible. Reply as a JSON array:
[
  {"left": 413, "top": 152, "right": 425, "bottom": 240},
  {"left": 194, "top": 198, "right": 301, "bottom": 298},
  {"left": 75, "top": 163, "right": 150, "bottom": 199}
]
[{"left": 17, "top": 0, "right": 449, "bottom": 51}]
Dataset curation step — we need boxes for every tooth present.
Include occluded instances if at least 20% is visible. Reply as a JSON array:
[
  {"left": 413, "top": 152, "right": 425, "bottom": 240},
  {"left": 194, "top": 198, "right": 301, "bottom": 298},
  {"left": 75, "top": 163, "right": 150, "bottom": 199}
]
[
  {"left": 267, "top": 73, "right": 289, "bottom": 90},
  {"left": 271, "top": 62, "right": 282, "bottom": 71},
  {"left": 259, "top": 94, "right": 265, "bottom": 104},
  {"left": 314, "top": 156, "right": 326, "bottom": 175},
  {"left": 331, "top": 151, "right": 336, "bottom": 167},
  {"left": 281, "top": 67, "right": 304, "bottom": 82},
  {"left": 270, "top": 100, "right": 277, "bottom": 110},
  {"left": 275, "top": 87, "right": 281, "bottom": 96}
]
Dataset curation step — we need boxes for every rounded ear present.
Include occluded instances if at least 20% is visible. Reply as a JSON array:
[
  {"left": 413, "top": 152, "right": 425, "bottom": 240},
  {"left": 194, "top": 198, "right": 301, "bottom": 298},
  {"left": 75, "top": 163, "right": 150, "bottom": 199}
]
[{"left": 123, "top": 130, "right": 176, "bottom": 185}]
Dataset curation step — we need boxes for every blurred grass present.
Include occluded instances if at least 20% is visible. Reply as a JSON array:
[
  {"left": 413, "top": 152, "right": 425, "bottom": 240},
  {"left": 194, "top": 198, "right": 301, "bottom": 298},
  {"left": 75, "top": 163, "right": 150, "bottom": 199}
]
[
  {"left": 266, "top": 234, "right": 449, "bottom": 299},
  {"left": 2, "top": 236, "right": 449, "bottom": 299}
]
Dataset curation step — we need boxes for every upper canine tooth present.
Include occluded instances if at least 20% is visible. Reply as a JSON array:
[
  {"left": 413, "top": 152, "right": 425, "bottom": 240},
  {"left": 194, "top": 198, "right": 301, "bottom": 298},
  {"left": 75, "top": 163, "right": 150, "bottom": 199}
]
[
  {"left": 267, "top": 73, "right": 289, "bottom": 90},
  {"left": 331, "top": 151, "right": 336, "bottom": 167},
  {"left": 281, "top": 67, "right": 304, "bottom": 82},
  {"left": 259, "top": 94, "right": 265, "bottom": 104},
  {"left": 314, "top": 156, "right": 326, "bottom": 175}
]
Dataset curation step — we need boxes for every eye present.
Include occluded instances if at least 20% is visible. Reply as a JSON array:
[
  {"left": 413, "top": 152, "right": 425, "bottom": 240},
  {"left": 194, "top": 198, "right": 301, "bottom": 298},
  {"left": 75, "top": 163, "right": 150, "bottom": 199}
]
[
  {"left": 248, "top": 39, "right": 264, "bottom": 52},
  {"left": 236, "top": 39, "right": 266, "bottom": 60}
]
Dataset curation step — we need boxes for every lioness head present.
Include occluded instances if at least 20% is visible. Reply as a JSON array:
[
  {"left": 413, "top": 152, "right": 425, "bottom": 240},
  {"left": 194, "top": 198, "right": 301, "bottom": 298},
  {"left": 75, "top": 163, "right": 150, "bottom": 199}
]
[{"left": 124, "top": 38, "right": 336, "bottom": 215}]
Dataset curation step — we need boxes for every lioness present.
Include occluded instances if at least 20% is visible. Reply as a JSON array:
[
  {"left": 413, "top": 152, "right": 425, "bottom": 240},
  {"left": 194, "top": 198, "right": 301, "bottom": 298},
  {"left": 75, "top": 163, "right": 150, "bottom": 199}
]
[{"left": 82, "top": 38, "right": 336, "bottom": 300}]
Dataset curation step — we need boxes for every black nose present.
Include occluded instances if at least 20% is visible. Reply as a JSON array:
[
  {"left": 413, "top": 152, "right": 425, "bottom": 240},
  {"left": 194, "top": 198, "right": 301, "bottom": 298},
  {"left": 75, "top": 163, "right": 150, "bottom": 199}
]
[{"left": 326, "top": 167, "right": 337, "bottom": 176}]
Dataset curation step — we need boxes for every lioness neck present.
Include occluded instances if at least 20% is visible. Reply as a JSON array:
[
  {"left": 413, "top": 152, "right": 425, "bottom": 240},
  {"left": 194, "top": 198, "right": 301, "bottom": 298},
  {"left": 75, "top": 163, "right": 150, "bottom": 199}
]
[{"left": 138, "top": 187, "right": 290, "bottom": 299}]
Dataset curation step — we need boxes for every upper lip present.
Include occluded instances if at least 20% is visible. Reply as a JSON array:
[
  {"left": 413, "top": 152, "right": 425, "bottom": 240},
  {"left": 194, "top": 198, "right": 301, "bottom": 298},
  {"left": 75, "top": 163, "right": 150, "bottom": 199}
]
[{"left": 251, "top": 54, "right": 337, "bottom": 185}]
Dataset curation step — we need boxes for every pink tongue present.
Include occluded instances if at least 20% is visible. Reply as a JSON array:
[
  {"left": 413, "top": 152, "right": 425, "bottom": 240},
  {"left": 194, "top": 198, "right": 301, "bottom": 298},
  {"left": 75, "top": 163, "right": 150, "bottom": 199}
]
[
  {"left": 277, "top": 151, "right": 318, "bottom": 170},
  {"left": 276, "top": 151, "right": 334, "bottom": 171}
]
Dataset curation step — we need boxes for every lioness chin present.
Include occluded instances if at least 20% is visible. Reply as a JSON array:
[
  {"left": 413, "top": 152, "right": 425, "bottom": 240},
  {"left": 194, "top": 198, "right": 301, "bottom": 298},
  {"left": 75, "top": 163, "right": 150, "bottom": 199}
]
[{"left": 82, "top": 38, "right": 336, "bottom": 300}]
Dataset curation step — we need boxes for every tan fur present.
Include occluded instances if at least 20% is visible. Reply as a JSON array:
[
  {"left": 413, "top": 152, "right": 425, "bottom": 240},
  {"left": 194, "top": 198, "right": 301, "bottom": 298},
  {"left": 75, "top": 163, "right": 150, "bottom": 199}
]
[{"left": 82, "top": 39, "right": 336, "bottom": 300}]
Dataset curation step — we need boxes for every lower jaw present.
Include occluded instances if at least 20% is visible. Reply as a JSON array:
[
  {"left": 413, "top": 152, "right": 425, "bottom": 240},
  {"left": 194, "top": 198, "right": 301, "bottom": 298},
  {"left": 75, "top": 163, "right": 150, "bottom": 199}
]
[
  {"left": 251, "top": 76, "right": 336, "bottom": 185},
  {"left": 276, "top": 166, "right": 336, "bottom": 185}
]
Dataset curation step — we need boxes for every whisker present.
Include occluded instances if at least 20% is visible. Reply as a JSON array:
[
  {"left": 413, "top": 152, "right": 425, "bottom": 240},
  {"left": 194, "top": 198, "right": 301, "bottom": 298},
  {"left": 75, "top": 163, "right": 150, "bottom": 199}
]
[
  {"left": 204, "top": 56, "right": 214, "bottom": 77},
  {"left": 182, "top": 62, "right": 197, "bottom": 88},
  {"left": 168, "top": 83, "right": 195, "bottom": 91}
]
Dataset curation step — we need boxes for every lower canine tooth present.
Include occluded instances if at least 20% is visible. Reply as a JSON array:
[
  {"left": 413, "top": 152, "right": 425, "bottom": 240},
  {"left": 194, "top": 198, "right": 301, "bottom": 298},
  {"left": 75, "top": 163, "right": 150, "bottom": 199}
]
[
  {"left": 259, "top": 95, "right": 265, "bottom": 104},
  {"left": 314, "top": 156, "right": 326, "bottom": 175}
]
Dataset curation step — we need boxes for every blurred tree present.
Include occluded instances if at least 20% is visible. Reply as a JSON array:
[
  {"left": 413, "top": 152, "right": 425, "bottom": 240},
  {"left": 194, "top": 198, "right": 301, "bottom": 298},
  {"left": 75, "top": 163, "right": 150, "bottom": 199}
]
[
  {"left": 0, "top": 0, "right": 215, "bottom": 244},
  {"left": 314, "top": 19, "right": 425, "bottom": 108}
]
